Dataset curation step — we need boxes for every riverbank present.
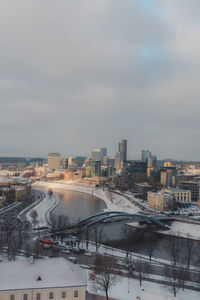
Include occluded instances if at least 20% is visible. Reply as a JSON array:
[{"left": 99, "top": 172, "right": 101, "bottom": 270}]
[
  {"left": 26, "top": 192, "right": 59, "bottom": 228},
  {"left": 32, "top": 181, "right": 141, "bottom": 215}
]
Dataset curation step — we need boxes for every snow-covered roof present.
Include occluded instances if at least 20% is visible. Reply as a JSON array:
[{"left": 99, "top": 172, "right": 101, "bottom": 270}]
[
  {"left": 0, "top": 257, "right": 86, "bottom": 291},
  {"left": 138, "top": 291, "right": 179, "bottom": 300}
]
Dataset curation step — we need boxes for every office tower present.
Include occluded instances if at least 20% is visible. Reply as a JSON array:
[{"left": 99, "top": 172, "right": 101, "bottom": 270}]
[
  {"left": 48, "top": 153, "right": 61, "bottom": 170},
  {"left": 115, "top": 151, "right": 123, "bottom": 171},
  {"left": 91, "top": 160, "right": 101, "bottom": 177},
  {"left": 118, "top": 139, "right": 127, "bottom": 162},
  {"left": 141, "top": 150, "right": 151, "bottom": 163},
  {"left": 91, "top": 148, "right": 107, "bottom": 163}
]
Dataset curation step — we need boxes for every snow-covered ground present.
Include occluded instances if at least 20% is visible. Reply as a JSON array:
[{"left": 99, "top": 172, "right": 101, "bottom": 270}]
[
  {"left": 128, "top": 219, "right": 200, "bottom": 240},
  {"left": 166, "top": 220, "right": 200, "bottom": 239},
  {"left": 87, "top": 270, "right": 200, "bottom": 300},
  {"left": 26, "top": 192, "right": 58, "bottom": 227}
]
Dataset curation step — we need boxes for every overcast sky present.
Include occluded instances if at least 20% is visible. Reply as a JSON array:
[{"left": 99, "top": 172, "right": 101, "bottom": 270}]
[{"left": 0, "top": 0, "right": 200, "bottom": 160}]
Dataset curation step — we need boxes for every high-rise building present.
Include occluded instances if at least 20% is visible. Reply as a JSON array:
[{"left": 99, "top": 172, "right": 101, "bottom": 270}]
[
  {"left": 91, "top": 148, "right": 107, "bottom": 163},
  {"left": 115, "top": 151, "right": 123, "bottom": 171},
  {"left": 141, "top": 150, "right": 157, "bottom": 168},
  {"left": 141, "top": 150, "right": 151, "bottom": 163},
  {"left": 118, "top": 139, "right": 127, "bottom": 162},
  {"left": 48, "top": 153, "right": 61, "bottom": 170}
]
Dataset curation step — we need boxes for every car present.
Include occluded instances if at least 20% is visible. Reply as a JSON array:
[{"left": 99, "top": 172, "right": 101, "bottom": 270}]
[
  {"left": 42, "top": 244, "right": 51, "bottom": 249},
  {"left": 62, "top": 249, "right": 71, "bottom": 254},
  {"left": 65, "top": 246, "right": 73, "bottom": 251},
  {"left": 72, "top": 248, "right": 85, "bottom": 254},
  {"left": 84, "top": 251, "right": 93, "bottom": 257}
]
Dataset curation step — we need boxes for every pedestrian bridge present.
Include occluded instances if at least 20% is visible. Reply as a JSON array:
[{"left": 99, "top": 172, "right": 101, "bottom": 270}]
[
  {"left": 49, "top": 211, "right": 170, "bottom": 237},
  {"left": 73, "top": 211, "right": 170, "bottom": 230}
]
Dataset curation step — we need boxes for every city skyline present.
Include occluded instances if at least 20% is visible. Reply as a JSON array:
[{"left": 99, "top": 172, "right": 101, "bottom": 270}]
[{"left": 1, "top": 1, "right": 200, "bottom": 160}]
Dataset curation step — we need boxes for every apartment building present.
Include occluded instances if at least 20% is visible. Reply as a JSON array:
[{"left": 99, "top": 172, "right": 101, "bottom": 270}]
[{"left": 0, "top": 257, "right": 86, "bottom": 300}]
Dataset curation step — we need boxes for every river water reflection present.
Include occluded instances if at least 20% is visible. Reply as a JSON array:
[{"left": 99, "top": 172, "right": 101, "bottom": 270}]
[{"left": 52, "top": 189, "right": 107, "bottom": 223}]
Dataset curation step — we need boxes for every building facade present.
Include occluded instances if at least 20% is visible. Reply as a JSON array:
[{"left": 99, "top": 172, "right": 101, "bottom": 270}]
[
  {"left": 118, "top": 139, "right": 127, "bottom": 162},
  {"left": 134, "top": 182, "right": 153, "bottom": 200},
  {"left": 115, "top": 152, "right": 123, "bottom": 172},
  {"left": 91, "top": 148, "right": 107, "bottom": 163},
  {"left": 147, "top": 190, "right": 176, "bottom": 211},
  {"left": 48, "top": 153, "right": 61, "bottom": 170},
  {"left": 178, "top": 181, "right": 200, "bottom": 202},
  {"left": 160, "top": 167, "right": 176, "bottom": 187},
  {"left": 164, "top": 188, "right": 191, "bottom": 204}
]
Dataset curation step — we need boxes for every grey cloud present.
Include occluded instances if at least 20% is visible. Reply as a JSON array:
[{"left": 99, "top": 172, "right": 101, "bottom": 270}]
[{"left": 0, "top": 0, "right": 200, "bottom": 159}]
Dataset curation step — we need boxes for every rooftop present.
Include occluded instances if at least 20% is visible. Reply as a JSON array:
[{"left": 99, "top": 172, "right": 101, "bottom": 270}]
[
  {"left": 165, "top": 188, "right": 190, "bottom": 193},
  {"left": 0, "top": 257, "right": 86, "bottom": 291}
]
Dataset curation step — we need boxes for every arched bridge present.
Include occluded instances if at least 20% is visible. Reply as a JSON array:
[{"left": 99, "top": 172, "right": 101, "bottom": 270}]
[
  {"left": 49, "top": 211, "right": 170, "bottom": 237},
  {"left": 73, "top": 211, "right": 170, "bottom": 230}
]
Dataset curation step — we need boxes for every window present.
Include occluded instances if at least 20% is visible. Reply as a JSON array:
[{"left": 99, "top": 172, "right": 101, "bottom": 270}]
[
  {"left": 62, "top": 292, "right": 66, "bottom": 299},
  {"left": 10, "top": 295, "right": 15, "bottom": 300},
  {"left": 36, "top": 293, "right": 40, "bottom": 300},
  {"left": 24, "top": 294, "right": 28, "bottom": 300},
  {"left": 74, "top": 291, "right": 78, "bottom": 298},
  {"left": 49, "top": 292, "right": 54, "bottom": 299}
]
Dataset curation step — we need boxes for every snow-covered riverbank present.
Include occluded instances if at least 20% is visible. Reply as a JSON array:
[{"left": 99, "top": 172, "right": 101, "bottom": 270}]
[
  {"left": 32, "top": 181, "right": 141, "bottom": 215},
  {"left": 26, "top": 192, "right": 59, "bottom": 228}
]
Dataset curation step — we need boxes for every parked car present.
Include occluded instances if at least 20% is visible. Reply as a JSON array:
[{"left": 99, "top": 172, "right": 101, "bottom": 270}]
[
  {"left": 84, "top": 251, "right": 93, "bottom": 257},
  {"left": 72, "top": 248, "right": 85, "bottom": 254},
  {"left": 62, "top": 249, "right": 71, "bottom": 254}
]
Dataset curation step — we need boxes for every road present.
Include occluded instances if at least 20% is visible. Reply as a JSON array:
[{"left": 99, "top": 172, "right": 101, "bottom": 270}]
[{"left": 37, "top": 241, "right": 200, "bottom": 287}]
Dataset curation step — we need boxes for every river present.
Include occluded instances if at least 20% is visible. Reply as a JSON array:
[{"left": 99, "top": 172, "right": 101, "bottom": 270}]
[
  {"left": 52, "top": 189, "right": 107, "bottom": 223},
  {"left": 49, "top": 188, "right": 200, "bottom": 265}
]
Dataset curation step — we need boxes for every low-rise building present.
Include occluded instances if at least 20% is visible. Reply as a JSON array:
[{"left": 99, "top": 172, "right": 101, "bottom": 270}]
[
  {"left": 83, "top": 176, "right": 108, "bottom": 187},
  {"left": 0, "top": 257, "right": 86, "bottom": 300},
  {"left": 178, "top": 180, "right": 200, "bottom": 202},
  {"left": 134, "top": 182, "right": 153, "bottom": 200},
  {"left": 46, "top": 172, "right": 64, "bottom": 180},
  {"left": 147, "top": 190, "right": 176, "bottom": 211},
  {"left": 164, "top": 188, "right": 191, "bottom": 205}
]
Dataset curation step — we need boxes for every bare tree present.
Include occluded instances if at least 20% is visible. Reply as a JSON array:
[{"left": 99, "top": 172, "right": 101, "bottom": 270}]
[
  {"left": 83, "top": 225, "right": 90, "bottom": 250},
  {"left": 25, "top": 243, "right": 32, "bottom": 258},
  {"left": 168, "top": 233, "right": 180, "bottom": 266},
  {"left": 134, "top": 261, "right": 143, "bottom": 286},
  {"left": 145, "top": 232, "right": 156, "bottom": 261},
  {"left": 50, "top": 213, "right": 69, "bottom": 243},
  {"left": 185, "top": 233, "right": 194, "bottom": 269},
  {"left": 92, "top": 255, "right": 119, "bottom": 300},
  {"left": 177, "top": 266, "right": 189, "bottom": 291},
  {"left": 121, "top": 226, "right": 133, "bottom": 258},
  {"left": 164, "top": 264, "right": 180, "bottom": 298},
  {"left": 92, "top": 227, "right": 105, "bottom": 252},
  {"left": 30, "top": 209, "right": 38, "bottom": 226},
  {"left": 33, "top": 239, "right": 41, "bottom": 258}
]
